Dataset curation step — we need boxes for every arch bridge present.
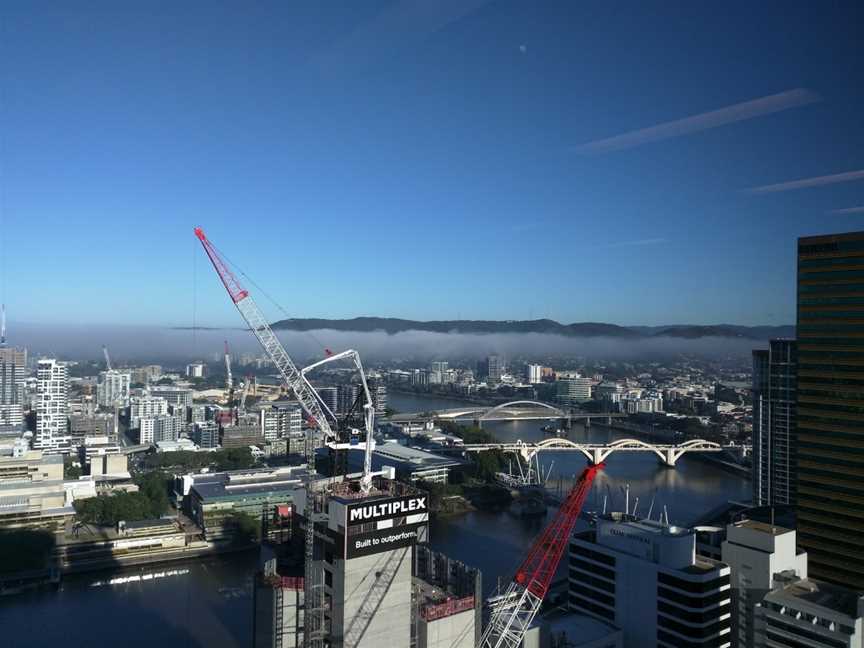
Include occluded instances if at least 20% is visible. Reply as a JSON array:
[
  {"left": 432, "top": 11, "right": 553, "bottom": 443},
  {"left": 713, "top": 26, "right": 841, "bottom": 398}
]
[
  {"left": 462, "top": 438, "right": 723, "bottom": 468},
  {"left": 390, "top": 400, "right": 626, "bottom": 427}
]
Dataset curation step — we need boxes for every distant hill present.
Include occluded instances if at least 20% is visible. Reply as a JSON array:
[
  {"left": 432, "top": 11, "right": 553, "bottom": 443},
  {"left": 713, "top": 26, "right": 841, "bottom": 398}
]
[{"left": 270, "top": 317, "right": 793, "bottom": 340}]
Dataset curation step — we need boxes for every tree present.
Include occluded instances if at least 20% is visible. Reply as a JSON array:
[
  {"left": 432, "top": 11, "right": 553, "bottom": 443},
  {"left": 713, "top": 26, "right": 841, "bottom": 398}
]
[
  {"left": 134, "top": 471, "right": 171, "bottom": 517},
  {"left": 64, "top": 457, "right": 82, "bottom": 480},
  {"left": 224, "top": 511, "right": 261, "bottom": 546}
]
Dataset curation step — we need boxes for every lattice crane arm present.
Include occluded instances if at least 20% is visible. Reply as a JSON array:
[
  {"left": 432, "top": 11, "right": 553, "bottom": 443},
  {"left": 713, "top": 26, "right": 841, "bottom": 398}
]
[
  {"left": 479, "top": 463, "right": 604, "bottom": 648},
  {"left": 194, "top": 227, "right": 334, "bottom": 441}
]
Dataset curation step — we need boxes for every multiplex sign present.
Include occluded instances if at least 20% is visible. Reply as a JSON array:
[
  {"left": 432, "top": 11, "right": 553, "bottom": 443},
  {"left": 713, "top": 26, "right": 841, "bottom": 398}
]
[{"left": 345, "top": 495, "right": 427, "bottom": 526}]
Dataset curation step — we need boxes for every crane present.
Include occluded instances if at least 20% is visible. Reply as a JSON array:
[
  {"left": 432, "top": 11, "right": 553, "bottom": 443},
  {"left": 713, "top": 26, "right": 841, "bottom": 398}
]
[
  {"left": 0, "top": 304, "right": 6, "bottom": 347},
  {"left": 194, "top": 227, "right": 376, "bottom": 484},
  {"left": 480, "top": 463, "right": 604, "bottom": 648},
  {"left": 102, "top": 345, "right": 112, "bottom": 371},
  {"left": 300, "top": 349, "right": 376, "bottom": 493}
]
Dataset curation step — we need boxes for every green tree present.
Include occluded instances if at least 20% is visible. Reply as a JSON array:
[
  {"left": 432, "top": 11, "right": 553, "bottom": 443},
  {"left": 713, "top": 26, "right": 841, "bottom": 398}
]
[
  {"left": 64, "top": 457, "right": 82, "bottom": 480},
  {"left": 224, "top": 511, "right": 261, "bottom": 546}
]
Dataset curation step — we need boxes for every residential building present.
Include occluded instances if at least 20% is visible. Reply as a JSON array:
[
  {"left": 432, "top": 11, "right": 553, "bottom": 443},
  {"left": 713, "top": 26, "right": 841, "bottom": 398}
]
[
  {"left": 129, "top": 395, "right": 168, "bottom": 429},
  {"left": 337, "top": 383, "right": 360, "bottom": 414},
  {"left": 569, "top": 512, "right": 732, "bottom": 648},
  {"left": 526, "top": 364, "right": 543, "bottom": 384},
  {"left": 557, "top": 377, "right": 592, "bottom": 407},
  {"left": 221, "top": 423, "right": 264, "bottom": 448},
  {"left": 139, "top": 414, "right": 182, "bottom": 445},
  {"left": 721, "top": 519, "right": 808, "bottom": 647},
  {"left": 34, "top": 359, "right": 70, "bottom": 453},
  {"left": 0, "top": 347, "right": 26, "bottom": 428},
  {"left": 96, "top": 369, "right": 131, "bottom": 408},
  {"left": 259, "top": 402, "right": 302, "bottom": 442},
  {"left": 186, "top": 362, "right": 206, "bottom": 378},
  {"left": 796, "top": 231, "right": 864, "bottom": 590},
  {"left": 316, "top": 387, "right": 338, "bottom": 415},
  {"left": 486, "top": 355, "right": 502, "bottom": 384},
  {"left": 130, "top": 364, "right": 162, "bottom": 385},
  {"left": 752, "top": 340, "right": 797, "bottom": 508},
  {"left": 192, "top": 421, "right": 219, "bottom": 449},
  {"left": 371, "top": 382, "right": 387, "bottom": 415}
]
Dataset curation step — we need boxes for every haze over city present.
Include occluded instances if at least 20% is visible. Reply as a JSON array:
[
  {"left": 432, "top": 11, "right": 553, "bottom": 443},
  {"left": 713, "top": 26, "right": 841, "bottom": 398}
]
[{"left": 1, "top": 3, "right": 863, "bottom": 648}]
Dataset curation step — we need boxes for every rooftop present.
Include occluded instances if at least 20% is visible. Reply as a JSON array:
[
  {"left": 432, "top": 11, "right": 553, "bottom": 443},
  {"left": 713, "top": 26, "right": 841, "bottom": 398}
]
[
  {"left": 734, "top": 518, "right": 793, "bottom": 536},
  {"left": 767, "top": 578, "right": 863, "bottom": 618},
  {"left": 190, "top": 466, "right": 320, "bottom": 500}
]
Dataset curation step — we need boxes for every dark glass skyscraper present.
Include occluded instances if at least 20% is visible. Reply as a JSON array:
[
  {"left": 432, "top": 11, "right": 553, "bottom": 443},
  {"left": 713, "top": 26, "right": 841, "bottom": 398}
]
[
  {"left": 796, "top": 231, "right": 864, "bottom": 592},
  {"left": 752, "top": 339, "right": 797, "bottom": 508}
]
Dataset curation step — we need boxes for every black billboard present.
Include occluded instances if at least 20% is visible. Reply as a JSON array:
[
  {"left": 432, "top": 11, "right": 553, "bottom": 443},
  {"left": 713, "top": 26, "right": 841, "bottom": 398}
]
[
  {"left": 344, "top": 523, "right": 426, "bottom": 559},
  {"left": 345, "top": 494, "right": 427, "bottom": 527}
]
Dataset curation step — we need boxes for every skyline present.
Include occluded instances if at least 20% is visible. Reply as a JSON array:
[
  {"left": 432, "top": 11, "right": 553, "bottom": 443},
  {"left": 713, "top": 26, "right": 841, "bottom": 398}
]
[{"left": 2, "top": 2, "right": 864, "bottom": 327}]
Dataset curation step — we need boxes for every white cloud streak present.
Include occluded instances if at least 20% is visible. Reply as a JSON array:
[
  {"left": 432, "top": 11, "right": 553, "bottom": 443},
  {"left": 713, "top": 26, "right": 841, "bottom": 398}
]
[
  {"left": 605, "top": 238, "right": 667, "bottom": 248},
  {"left": 747, "top": 169, "right": 864, "bottom": 195},
  {"left": 575, "top": 88, "right": 821, "bottom": 154},
  {"left": 830, "top": 206, "right": 864, "bottom": 215}
]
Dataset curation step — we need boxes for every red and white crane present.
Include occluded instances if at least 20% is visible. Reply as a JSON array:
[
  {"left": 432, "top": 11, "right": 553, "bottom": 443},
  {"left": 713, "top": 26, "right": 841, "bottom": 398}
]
[
  {"left": 194, "top": 227, "right": 376, "bottom": 490},
  {"left": 480, "top": 463, "right": 604, "bottom": 648}
]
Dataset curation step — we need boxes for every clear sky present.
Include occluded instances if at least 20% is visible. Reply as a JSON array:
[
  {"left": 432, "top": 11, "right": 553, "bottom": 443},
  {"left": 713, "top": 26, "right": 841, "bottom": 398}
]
[{"left": 1, "top": 1, "right": 863, "bottom": 328}]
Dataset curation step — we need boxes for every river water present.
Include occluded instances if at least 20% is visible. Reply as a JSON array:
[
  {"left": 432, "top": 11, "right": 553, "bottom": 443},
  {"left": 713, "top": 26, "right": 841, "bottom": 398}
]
[{"left": 0, "top": 393, "right": 750, "bottom": 647}]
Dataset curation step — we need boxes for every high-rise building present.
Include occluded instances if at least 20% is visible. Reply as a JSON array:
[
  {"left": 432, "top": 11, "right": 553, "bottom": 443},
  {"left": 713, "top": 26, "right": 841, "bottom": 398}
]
[
  {"left": 557, "top": 377, "right": 592, "bottom": 406},
  {"left": 371, "top": 383, "right": 387, "bottom": 415},
  {"left": 721, "top": 519, "right": 808, "bottom": 647},
  {"left": 259, "top": 402, "right": 302, "bottom": 442},
  {"left": 96, "top": 369, "right": 131, "bottom": 408},
  {"left": 0, "top": 347, "right": 26, "bottom": 428},
  {"left": 526, "top": 363, "right": 542, "bottom": 384},
  {"left": 751, "top": 340, "right": 797, "bottom": 508},
  {"left": 139, "top": 414, "right": 182, "bottom": 445},
  {"left": 430, "top": 361, "right": 449, "bottom": 374},
  {"left": 316, "top": 387, "right": 338, "bottom": 415},
  {"left": 486, "top": 355, "right": 502, "bottom": 384},
  {"left": 796, "top": 231, "right": 864, "bottom": 591},
  {"left": 569, "top": 513, "right": 732, "bottom": 648},
  {"left": 34, "top": 359, "right": 70, "bottom": 453},
  {"left": 186, "top": 362, "right": 206, "bottom": 378},
  {"left": 337, "top": 383, "right": 360, "bottom": 415},
  {"left": 192, "top": 421, "right": 219, "bottom": 449}
]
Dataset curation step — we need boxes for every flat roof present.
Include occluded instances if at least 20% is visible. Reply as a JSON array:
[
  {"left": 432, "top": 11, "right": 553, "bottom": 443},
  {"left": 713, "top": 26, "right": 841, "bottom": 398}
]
[
  {"left": 190, "top": 466, "right": 320, "bottom": 501},
  {"left": 734, "top": 519, "right": 793, "bottom": 536},
  {"left": 539, "top": 611, "right": 619, "bottom": 643},
  {"left": 766, "top": 579, "right": 863, "bottom": 617}
]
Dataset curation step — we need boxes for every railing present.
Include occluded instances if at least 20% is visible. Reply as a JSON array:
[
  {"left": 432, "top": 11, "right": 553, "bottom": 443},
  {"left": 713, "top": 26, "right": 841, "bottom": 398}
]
[
  {"left": 421, "top": 595, "right": 475, "bottom": 621},
  {"left": 262, "top": 574, "right": 305, "bottom": 590}
]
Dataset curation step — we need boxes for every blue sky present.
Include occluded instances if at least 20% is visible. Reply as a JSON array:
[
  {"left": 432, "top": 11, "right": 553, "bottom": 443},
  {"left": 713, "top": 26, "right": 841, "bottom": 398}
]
[{"left": 1, "top": 1, "right": 863, "bottom": 328}]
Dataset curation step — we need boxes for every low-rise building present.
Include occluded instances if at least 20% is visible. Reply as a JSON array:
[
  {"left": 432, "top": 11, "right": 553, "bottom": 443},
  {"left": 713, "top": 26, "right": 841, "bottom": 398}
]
[
  {"left": 345, "top": 441, "right": 465, "bottom": 484},
  {"left": 186, "top": 465, "right": 321, "bottom": 541}
]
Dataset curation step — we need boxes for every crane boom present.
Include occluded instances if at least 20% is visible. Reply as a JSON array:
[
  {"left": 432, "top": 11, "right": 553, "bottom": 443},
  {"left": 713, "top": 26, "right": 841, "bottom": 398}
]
[
  {"left": 194, "top": 227, "right": 335, "bottom": 447},
  {"left": 102, "top": 345, "right": 112, "bottom": 371},
  {"left": 301, "top": 349, "right": 376, "bottom": 493},
  {"left": 480, "top": 463, "right": 603, "bottom": 648}
]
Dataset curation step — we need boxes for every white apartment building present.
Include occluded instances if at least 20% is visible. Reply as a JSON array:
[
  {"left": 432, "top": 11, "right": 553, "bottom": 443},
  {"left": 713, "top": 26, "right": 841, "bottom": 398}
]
[
  {"left": 557, "top": 377, "right": 592, "bottom": 406},
  {"left": 721, "top": 518, "right": 864, "bottom": 648},
  {"left": 526, "top": 364, "right": 543, "bottom": 384},
  {"left": 148, "top": 386, "right": 193, "bottom": 409},
  {"left": 0, "top": 347, "right": 26, "bottom": 428},
  {"left": 721, "top": 519, "right": 808, "bottom": 646},
  {"left": 259, "top": 402, "right": 302, "bottom": 442},
  {"left": 186, "top": 363, "right": 206, "bottom": 378},
  {"left": 569, "top": 513, "right": 732, "bottom": 648},
  {"left": 139, "top": 414, "right": 183, "bottom": 445},
  {"left": 34, "top": 359, "right": 71, "bottom": 453},
  {"left": 96, "top": 369, "right": 131, "bottom": 407},
  {"left": 129, "top": 395, "right": 169, "bottom": 429}
]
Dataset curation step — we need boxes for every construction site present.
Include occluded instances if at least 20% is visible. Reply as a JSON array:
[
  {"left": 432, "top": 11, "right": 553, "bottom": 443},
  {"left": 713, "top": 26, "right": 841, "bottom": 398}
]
[{"left": 195, "top": 227, "right": 604, "bottom": 648}]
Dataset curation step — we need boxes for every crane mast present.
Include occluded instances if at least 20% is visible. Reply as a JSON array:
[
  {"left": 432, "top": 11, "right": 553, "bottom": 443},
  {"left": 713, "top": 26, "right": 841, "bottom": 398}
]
[
  {"left": 480, "top": 463, "right": 603, "bottom": 648},
  {"left": 224, "top": 340, "right": 233, "bottom": 392},
  {"left": 102, "top": 345, "right": 112, "bottom": 371}
]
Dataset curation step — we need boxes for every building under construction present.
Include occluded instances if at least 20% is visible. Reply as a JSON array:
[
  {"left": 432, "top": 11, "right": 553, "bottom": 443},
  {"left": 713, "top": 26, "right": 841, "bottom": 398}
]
[{"left": 252, "top": 474, "right": 481, "bottom": 648}]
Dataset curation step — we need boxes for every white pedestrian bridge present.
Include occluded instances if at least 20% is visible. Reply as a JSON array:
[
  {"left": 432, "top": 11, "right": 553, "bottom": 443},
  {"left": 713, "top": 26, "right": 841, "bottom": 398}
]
[{"left": 461, "top": 437, "right": 728, "bottom": 467}]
